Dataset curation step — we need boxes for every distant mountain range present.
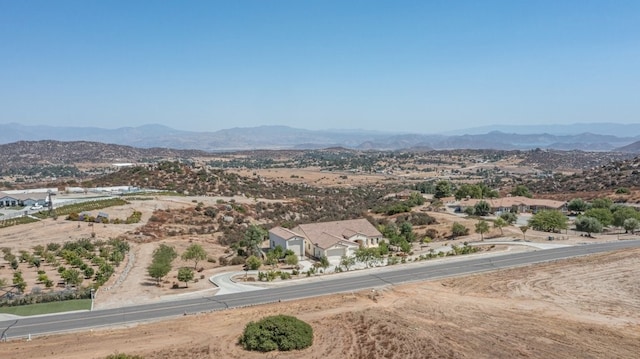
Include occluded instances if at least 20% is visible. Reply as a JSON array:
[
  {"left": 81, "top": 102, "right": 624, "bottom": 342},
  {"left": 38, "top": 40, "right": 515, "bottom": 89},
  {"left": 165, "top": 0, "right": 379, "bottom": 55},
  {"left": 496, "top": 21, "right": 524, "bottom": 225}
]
[{"left": 1, "top": 122, "right": 640, "bottom": 152}]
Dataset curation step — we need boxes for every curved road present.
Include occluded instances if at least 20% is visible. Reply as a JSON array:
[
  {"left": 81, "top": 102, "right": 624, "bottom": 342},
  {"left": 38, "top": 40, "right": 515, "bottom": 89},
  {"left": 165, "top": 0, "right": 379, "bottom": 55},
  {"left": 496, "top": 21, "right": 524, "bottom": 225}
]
[{"left": 2, "top": 240, "right": 639, "bottom": 340}]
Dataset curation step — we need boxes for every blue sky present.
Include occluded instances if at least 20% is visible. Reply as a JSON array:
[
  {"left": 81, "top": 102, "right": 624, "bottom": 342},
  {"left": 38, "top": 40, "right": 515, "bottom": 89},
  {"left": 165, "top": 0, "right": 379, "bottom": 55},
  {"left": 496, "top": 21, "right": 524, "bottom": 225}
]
[{"left": 1, "top": 1, "right": 639, "bottom": 133}]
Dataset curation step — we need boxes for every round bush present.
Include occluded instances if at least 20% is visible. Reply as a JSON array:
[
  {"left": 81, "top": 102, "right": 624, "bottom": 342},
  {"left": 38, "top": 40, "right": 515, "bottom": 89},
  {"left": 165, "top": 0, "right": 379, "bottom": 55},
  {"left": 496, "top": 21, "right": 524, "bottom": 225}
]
[{"left": 239, "top": 315, "right": 313, "bottom": 352}]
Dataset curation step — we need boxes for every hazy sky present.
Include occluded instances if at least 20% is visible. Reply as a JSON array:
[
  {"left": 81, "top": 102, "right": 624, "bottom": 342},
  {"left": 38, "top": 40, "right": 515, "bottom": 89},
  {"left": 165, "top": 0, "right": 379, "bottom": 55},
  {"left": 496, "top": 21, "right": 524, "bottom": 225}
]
[{"left": 1, "top": 1, "right": 639, "bottom": 133}]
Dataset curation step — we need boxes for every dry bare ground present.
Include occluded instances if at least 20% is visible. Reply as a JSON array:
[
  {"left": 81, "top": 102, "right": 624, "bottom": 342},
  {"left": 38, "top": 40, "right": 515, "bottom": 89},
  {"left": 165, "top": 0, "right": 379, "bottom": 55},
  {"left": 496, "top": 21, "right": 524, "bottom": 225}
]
[{"left": 1, "top": 248, "right": 639, "bottom": 359}]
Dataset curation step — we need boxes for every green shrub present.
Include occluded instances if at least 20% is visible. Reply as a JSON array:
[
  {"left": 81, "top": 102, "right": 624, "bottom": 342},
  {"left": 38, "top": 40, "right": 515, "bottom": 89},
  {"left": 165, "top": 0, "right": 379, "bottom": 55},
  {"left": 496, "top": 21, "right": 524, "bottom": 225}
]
[{"left": 239, "top": 315, "right": 313, "bottom": 352}]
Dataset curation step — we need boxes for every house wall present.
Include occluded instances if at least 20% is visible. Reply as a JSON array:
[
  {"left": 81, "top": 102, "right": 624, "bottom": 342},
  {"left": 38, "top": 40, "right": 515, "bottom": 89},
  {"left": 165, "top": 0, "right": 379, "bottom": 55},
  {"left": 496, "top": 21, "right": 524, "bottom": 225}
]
[
  {"left": 286, "top": 237, "right": 305, "bottom": 258},
  {"left": 269, "top": 233, "right": 305, "bottom": 258},
  {"left": 22, "top": 199, "right": 37, "bottom": 207},
  {"left": 348, "top": 233, "right": 384, "bottom": 247},
  {"left": 314, "top": 244, "right": 357, "bottom": 260},
  {"left": 0, "top": 197, "right": 19, "bottom": 207}
]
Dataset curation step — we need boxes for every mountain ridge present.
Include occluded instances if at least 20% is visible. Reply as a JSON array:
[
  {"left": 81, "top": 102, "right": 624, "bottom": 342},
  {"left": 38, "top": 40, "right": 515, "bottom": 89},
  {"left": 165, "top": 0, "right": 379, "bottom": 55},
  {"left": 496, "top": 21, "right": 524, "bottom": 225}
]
[{"left": 1, "top": 123, "right": 639, "bottom": 152}]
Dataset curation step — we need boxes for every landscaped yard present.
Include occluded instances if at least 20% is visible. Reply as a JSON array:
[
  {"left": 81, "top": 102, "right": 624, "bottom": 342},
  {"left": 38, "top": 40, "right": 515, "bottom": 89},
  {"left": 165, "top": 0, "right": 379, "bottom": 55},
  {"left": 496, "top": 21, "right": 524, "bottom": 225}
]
[{"left": 0, "top": 299, "right": 91, "bottom": 316}]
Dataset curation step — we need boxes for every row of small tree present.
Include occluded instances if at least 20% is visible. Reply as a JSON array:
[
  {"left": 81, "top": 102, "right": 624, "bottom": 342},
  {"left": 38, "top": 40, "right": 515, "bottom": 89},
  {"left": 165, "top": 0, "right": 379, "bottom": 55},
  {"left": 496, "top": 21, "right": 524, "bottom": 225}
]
[{"left": 147, "top": 243, "right": 208, "bottom": 287}]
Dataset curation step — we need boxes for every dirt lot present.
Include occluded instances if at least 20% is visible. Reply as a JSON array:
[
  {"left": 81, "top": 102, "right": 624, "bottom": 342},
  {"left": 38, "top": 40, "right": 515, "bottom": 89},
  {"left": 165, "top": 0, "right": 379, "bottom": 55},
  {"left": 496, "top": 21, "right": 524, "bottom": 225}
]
[
  {"left": 0, "top": 195, "right": 256, "bottom": 307},
  {"left": 1, "top": 247, "right": 638, "bottom": 359}
]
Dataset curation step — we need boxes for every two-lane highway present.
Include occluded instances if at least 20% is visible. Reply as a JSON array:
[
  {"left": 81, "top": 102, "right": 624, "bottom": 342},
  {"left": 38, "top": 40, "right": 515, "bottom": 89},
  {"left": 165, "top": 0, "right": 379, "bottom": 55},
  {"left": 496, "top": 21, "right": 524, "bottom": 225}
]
[{"left": 2, "top": 240, "right": 639, "bottom": 340}]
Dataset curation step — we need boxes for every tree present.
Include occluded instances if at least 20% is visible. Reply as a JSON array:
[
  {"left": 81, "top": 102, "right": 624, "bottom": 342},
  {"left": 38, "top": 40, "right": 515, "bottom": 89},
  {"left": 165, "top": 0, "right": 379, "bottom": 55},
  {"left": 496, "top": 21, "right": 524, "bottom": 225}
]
[
  {"left": 583, "top": 208, "right": 613, "bottom": 227},
  {"left": 500, "top": 212, "right": 518, "bottom": 225},
  {"left": 12, "top": 271, "right": 26, "bottom": 292},
  {"left": 354, "top": 247, "right": 382, "bottom": 268},
  {"left": 567, "top": 198, "right": 588, "bottom": 213},
  {"left": 574, "top": 216, "right": 603, "bottom": 236},
  {"left": 30, "top": 255, "right": 41, "bottom": 267},
  {"left": 528, "top": 210, "right": 568, "bottom": 232},
  {"left": 61, "top": 268, "right": 82, "bottom": 286},
  {"left": 83, "top": 266, "right": 95, "bottom": 279},
  {"left": 399, "top": 222, "right": 416, "bottom": 242},
  {"left": 37, "top": 273, "right": 49, "bottom": 283},
  {"left": 147, "top": 260, "right": 171, "bottom": 285},
  {"left": 434, "top": 181, "right": 452, "bottom": 199},
  {"left": 475, "top": 220, "right": 490, "bottom": 241},
  {"left": 378, "top": 241, "right": 389, "bottom": 256},
  {"left": 153, "top": 244, "right": 178, "bottom": 263},
  {"left": 474, "top": 200, "right": 491, "bottom": 216},
  {"left": 177, "top": 267, "right": 194, "bottom": 287},
  {"left": 451, "top": 222, "right": 469, "bottom": 239},
  {"left": 181, "top": 244, "right": 207, "bottom": 269},
  {"left": 623, "top": 218, "right": 640, "bottom": 234},
  {"left": 407, "top": 192, "right": 426, "bottom": 206},
  {"left": 478, "top": 183, "right": 499, "bottom": 198},
  {"left": 246, "top": 255, "right": 262, "bottom": 270},
  {"left": 146, "top": 243, "right": 177, "bottom": 285},
  {"left": 493, "top": 217, "right": 507, "bottom": 236},
  {"left": 415, "top": 181, "right": 435, "bottom": 194},
  {"left": 454, "top": 184, "right": 482, "bottom": 200},
  {"left": 241, "top": 225, "right": 267, "bottom": 257},
  {"left": 519, "top": 225, "right": 529, "bottom": 240},
  {"left": 511, "top": 185, "right": 532, "bottom": 198},
  {"left": 340, "top": 255, "right": 356, "bottom": 271},
  {"left": 612, "top": 206, "right": 640, "bottom": 228},
  {"left": 591, "top": 198, "right": 613, "bottom": 209},
  {"left": 239, "top": 315, "right": 313, "bottom": 352},
  {"left": 109, "top": 251, "right": 124, "bottom": 266}
]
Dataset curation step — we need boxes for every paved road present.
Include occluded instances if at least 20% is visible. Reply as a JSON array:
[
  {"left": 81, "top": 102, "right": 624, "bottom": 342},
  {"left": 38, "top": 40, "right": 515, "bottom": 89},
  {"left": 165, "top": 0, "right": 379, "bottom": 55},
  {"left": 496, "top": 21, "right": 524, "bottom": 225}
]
[{"left": 2, "top": 240, "right": 639, "bottom": 340}]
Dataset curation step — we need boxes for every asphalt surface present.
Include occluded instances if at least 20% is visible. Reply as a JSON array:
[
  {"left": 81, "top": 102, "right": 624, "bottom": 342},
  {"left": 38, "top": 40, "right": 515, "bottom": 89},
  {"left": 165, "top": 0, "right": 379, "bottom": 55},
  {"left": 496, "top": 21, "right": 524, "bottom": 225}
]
[{"left": 2, "top": 239, "right": 639, "bottom": 340}]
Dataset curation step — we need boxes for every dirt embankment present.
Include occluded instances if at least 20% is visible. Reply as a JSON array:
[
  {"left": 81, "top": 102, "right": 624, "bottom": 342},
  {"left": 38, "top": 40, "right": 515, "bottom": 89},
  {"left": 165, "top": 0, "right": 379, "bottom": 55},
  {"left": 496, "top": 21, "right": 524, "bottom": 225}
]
[{"left": 2, "top": 248, "right": 639, "bottom": 359}]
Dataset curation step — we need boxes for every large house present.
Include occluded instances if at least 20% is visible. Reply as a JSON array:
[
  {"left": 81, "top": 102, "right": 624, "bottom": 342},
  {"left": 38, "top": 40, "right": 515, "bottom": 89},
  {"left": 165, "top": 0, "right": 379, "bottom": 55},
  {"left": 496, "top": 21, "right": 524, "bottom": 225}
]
[
  {"left": 0, "top": 191, "right": 48, "bottom": 208},
  {"left": 457, "top": 196, "right": 567, "bottom": 214},
  {"left": 269, "top": 218, "right": 385, "bottom": 261}
]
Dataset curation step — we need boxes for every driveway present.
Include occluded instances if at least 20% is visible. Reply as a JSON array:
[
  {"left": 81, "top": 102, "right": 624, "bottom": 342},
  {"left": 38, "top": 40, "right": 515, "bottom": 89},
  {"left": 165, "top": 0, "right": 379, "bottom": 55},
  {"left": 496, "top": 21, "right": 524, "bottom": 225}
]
[{"left": 209, "top": 271, "right": 265, "bottom": 295}]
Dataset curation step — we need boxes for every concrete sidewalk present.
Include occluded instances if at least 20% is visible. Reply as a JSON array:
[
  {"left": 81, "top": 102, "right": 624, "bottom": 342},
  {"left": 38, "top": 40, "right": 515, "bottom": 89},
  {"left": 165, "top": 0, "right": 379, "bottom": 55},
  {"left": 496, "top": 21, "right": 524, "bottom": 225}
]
[{"left": 209, "top": 271, "right": 265, "bottom": 295}]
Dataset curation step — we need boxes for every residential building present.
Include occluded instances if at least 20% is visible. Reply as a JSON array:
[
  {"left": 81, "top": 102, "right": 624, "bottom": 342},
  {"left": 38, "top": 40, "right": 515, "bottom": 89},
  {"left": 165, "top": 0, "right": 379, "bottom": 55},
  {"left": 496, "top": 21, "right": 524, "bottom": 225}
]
[
  {"left": 457, "top": 196, "right": 567, "bottom": 214},
  {"left": 0, "top": 191, "right": 47, "bottom": 207},
  {"left": 269, "top": 218, "right": 385, "bottom": 261}
]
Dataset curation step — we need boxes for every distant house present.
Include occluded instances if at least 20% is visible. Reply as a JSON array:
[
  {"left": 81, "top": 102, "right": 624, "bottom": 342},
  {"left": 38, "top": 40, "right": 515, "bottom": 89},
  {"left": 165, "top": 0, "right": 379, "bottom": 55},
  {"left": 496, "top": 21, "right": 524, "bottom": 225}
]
[
  {"left": 269, "top": 218, "right": 385, "bottom": 261},
  {"left": 0, "top": 193, "right": 19, "bottom": 207},
  {"left": 457, "top": 196, "right": 567, "bottom": 214},
  {"left": 0, "top": 191, "right": 47, "bottom": 207},
  {"left": 384, "top": 189, "right": 421, "bottom": 200}
]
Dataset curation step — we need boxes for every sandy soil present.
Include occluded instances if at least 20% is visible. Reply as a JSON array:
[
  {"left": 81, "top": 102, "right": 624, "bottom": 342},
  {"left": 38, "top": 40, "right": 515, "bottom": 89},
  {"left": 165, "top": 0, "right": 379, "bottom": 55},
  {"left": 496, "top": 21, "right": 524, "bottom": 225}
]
[{"left": 1, "top": 248, "right": 638, "bottom": 359}]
